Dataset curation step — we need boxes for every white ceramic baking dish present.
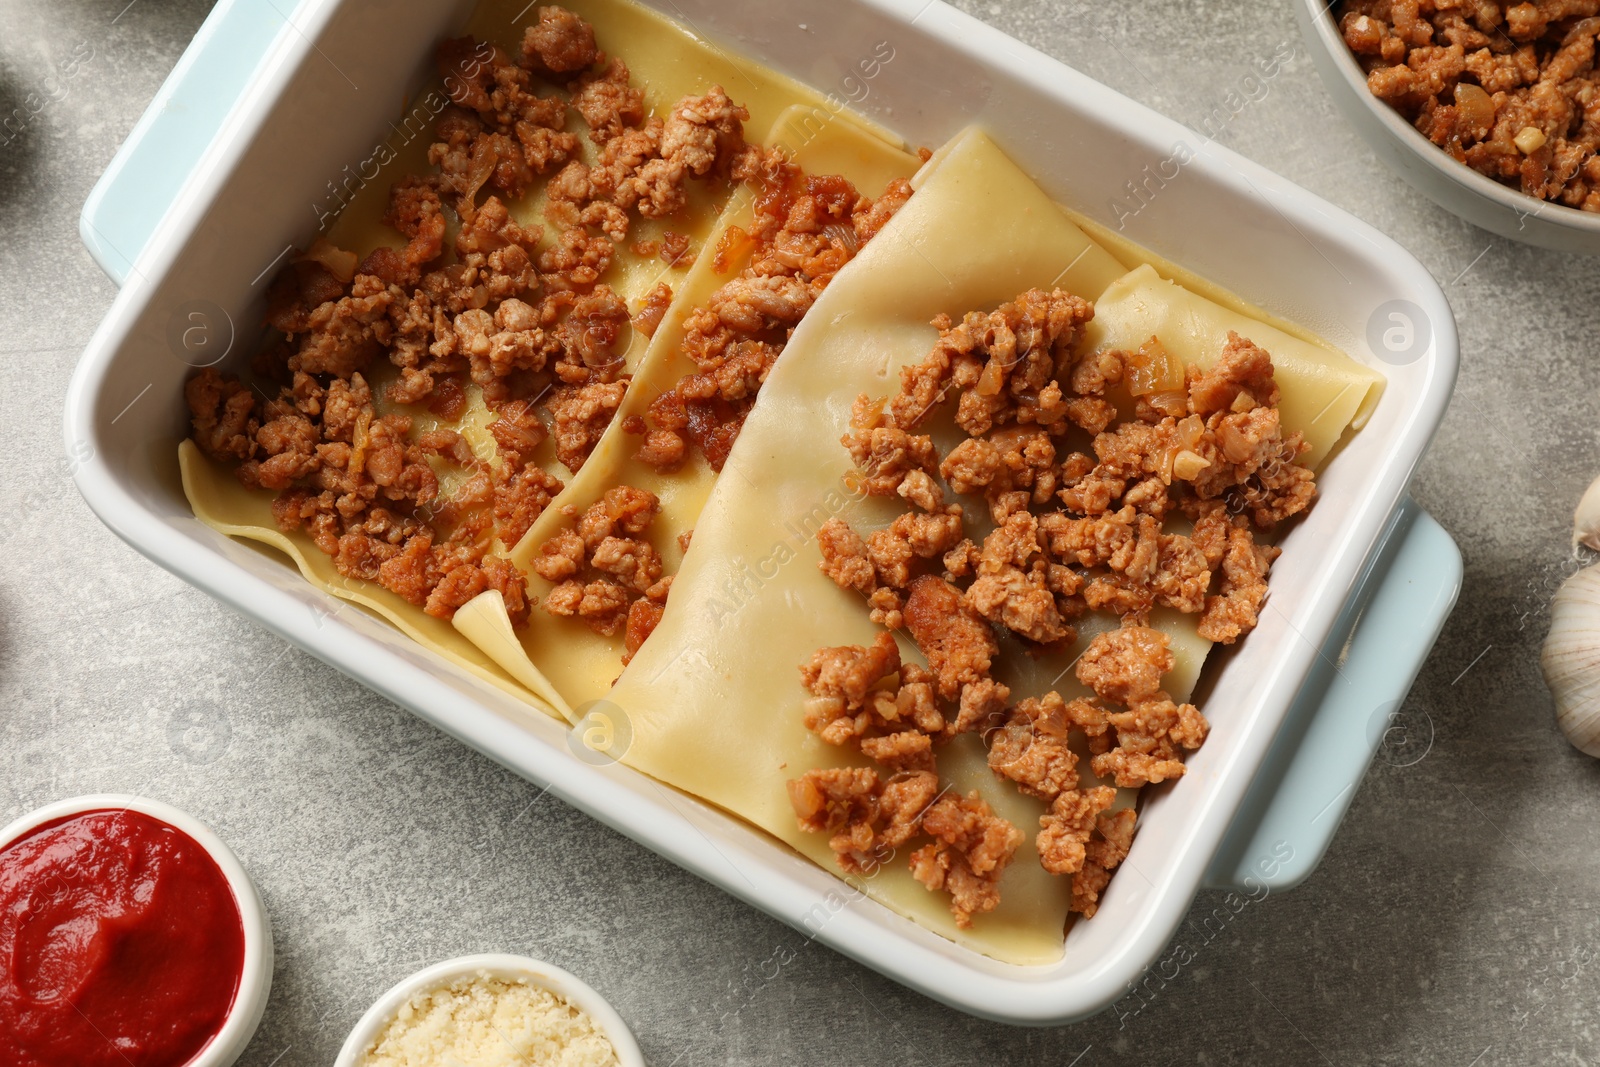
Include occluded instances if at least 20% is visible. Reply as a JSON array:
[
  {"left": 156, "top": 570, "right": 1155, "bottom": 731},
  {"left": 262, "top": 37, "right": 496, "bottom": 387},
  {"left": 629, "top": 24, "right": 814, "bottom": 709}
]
[{"left": 67, "top": 0, "right": 1459, "bottom": 1024}]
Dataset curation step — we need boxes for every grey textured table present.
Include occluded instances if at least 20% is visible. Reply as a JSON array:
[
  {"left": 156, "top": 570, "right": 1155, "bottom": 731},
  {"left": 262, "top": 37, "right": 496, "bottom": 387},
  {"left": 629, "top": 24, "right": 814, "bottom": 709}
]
[{"left": 4, "top": 1, "right": 1597, "bottom": 1064}]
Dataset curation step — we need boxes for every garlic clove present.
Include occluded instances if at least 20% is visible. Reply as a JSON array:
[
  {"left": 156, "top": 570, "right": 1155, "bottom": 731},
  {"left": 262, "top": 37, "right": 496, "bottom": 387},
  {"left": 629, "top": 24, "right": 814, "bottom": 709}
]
[
  {"left": 1542, "top": 564, "right": 1600, "bottom": 758},
  {"left": 1574, "top": 471, "right": 1600, "bottom": 551}
]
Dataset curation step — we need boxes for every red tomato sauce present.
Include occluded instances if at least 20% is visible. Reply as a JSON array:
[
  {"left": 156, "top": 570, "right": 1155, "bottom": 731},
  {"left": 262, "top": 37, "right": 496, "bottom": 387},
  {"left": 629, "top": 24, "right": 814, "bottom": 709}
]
[{"left": 0, "top": 809, "right": 246, "bottom": 1067}]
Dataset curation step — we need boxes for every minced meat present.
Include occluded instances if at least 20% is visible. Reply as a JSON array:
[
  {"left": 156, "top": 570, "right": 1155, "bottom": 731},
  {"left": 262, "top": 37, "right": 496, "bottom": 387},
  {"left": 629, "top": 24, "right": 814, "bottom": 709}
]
[
  {"left": 792, "top": 288, "right": 1319, "bottom": 924},
  {"left": 530, "top": 486, "right": 671, "bottom": 656},
  {"left": 195, "top": 5, "right": 901, "bottom": 662},
  {"left": 1338, "top": 0, "right": 1600, "bottom": 209},
  {"left": 636, "top": 172, "right": 915, "bottom": 473}
]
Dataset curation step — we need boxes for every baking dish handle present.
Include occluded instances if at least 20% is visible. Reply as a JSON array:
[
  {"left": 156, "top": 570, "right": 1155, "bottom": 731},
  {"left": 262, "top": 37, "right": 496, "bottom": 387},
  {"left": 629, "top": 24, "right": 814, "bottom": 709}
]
[
  {"left": 80, "top": 0, "right": 295, "bottom": 286},
  {"left": 1204, "top": 497, "right": 1461, "bottom": 892}
]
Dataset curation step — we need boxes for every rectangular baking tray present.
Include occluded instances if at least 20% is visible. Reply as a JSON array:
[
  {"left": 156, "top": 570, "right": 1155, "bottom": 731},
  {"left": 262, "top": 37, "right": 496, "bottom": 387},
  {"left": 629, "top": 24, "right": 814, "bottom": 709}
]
[{"left": 67, "top": 0, "right": 1460, "bottom": 1024}]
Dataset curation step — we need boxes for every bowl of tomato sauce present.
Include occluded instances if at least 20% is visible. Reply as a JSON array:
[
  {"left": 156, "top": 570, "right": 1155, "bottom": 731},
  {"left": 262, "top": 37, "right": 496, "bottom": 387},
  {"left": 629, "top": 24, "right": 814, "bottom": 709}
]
[{"left": 0, "top": 795, "right": 273, "bottom": 1067}]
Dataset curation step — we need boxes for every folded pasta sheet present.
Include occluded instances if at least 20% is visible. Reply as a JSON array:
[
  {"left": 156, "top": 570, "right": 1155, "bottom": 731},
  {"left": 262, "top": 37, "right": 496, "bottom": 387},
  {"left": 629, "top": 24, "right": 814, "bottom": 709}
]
[
  {"left": 606, "top": 127, "right": 1382, "bottom": 963},
  {"left": 609, "top": 128, "right": 1131, "bottom": 963}
]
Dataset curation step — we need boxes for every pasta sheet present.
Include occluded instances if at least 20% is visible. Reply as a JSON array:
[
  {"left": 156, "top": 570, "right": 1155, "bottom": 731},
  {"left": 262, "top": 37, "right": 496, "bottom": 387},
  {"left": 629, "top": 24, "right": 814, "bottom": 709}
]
[
  {"left": 603, "top": 127, "right": 1383, "bottom": 963},
  {"left": 608, "top": 128, "right": 1167, "bottom": 963}
]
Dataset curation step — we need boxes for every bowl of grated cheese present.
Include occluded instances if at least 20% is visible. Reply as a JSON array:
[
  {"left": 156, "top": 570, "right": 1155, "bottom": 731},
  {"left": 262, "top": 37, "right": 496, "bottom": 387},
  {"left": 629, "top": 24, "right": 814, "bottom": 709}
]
[{"left": 334, "top": 954, "right": 643, "bottom": 1067}]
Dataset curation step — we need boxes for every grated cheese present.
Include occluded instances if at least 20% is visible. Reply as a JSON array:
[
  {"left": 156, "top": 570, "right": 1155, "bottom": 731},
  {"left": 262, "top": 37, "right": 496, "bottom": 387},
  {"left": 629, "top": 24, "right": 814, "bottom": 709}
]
[{"left": 363, "top": 972, "right": 621, "bottom": 1067}]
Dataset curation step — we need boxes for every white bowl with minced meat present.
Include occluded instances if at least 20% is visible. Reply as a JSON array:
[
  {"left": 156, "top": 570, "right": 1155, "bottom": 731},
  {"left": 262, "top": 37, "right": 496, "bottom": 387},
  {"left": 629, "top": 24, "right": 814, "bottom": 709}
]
[{"left": 1299, "top": 0, "right": 1600, "bottom": 252}]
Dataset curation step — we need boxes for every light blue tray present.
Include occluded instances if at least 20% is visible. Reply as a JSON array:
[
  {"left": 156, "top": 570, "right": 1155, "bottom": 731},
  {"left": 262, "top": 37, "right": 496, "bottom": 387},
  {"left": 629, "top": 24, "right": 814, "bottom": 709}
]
[{"left": 82, "top": 0, "right": 1463, "bottom": 894}]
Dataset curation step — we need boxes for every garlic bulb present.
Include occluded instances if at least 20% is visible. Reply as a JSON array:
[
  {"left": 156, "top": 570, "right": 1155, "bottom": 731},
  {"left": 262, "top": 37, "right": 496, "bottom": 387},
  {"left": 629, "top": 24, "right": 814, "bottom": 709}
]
[
  {"left": 1542, "top": 564, "right": 1600, "bottom": 757},
  {"left": 1574, "top": 471, "right": 1600, "bottom": 551}
]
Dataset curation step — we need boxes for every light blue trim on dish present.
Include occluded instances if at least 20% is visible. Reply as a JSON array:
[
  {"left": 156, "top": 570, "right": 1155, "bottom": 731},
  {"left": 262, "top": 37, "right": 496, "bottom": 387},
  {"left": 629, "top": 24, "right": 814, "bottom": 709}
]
[
  {"left": 80, "top": 0, "right": 294, "bottom": 286},
  {"left": 1205, "top": 498, "right": 1461, "bottom": 890},
  {"left": 79, "top": 2, "right": 1464, "bottom": 895}
]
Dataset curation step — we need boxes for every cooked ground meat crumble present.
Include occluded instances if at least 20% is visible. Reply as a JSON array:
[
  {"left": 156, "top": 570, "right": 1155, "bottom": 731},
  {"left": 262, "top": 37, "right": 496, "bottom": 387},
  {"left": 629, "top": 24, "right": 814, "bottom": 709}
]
[
  {"left": 186, "top": 6, "right": 917, "bottom": 670},
  {"left": 528, "top": 485, "right": 672, "bottom": 661},
  {"left": 1338, "top": 0, "right": 1600, "bottom": 209},
  {"left": 629, "top": 166, "right": 916, "bottom": 473},
  {"left": 789, "top": 288, "right": 1317, "bottom": 926}
]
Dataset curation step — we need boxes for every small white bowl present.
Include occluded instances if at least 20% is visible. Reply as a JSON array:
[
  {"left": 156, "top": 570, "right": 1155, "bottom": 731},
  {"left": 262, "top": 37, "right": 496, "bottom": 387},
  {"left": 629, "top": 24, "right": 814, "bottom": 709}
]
[
  {"left": 335, "top": 953, "right": 644, "bottom": 1067},
  {"left": 1296, "top": 0, "right": 1600, "bottom": 252},
  {"left": 0, "top": 794, "right": 274, "bottom": 1067}
]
